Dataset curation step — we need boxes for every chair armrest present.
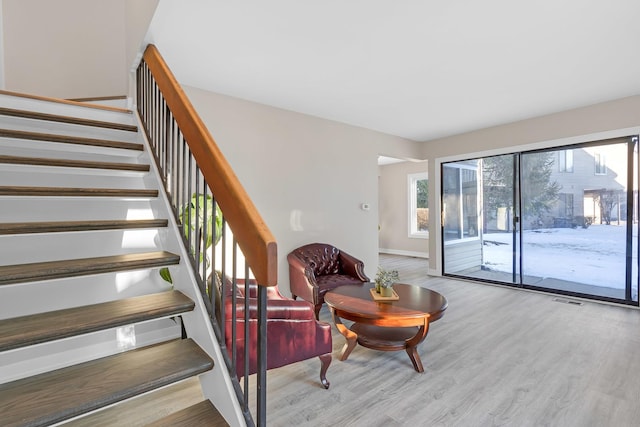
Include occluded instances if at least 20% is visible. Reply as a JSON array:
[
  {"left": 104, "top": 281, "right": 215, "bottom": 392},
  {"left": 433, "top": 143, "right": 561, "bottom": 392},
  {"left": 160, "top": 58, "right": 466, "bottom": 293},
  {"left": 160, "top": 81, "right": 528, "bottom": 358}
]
[
  {"left": 287, "top": 252, "right": 318, "bottom": 302},
  {"left": 338, "top": 251, "right": 370, "bottom": 282},
  {"left": 239, "top": 279, "right": 287, "bottom": 300},
  {"left": 227, "top": 298, "right": 318, "bottom": 321}
]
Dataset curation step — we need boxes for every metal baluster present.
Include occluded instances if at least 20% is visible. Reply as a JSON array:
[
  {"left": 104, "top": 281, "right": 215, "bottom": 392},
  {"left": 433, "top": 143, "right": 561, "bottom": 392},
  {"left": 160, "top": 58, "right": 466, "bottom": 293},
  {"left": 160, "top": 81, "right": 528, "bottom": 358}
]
[
  {"left": 256, "top": 280, "right": 267, "bottom": 426},
  {"left": 136, "top": 56, "right": 263, "bottom": 426},
  {"left": 243, "top": 261, "right": 251, "bottom": 412},
  {"left": 231, "top": 237, "right": 238, "bottom": 380}
]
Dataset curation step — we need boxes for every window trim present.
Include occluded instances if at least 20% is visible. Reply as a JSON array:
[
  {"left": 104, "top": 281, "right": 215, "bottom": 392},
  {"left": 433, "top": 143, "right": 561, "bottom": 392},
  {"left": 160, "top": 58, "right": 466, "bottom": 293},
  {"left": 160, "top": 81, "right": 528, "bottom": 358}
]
[{"left": 408, "top": 172, "right": 429, "bottom": 239}]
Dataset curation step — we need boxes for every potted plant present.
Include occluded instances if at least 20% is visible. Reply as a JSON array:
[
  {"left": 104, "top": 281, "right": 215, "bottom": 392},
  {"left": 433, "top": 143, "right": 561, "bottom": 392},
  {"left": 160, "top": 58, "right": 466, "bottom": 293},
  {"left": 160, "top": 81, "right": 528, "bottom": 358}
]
[
  {"left": 375, "top": 266, "right": 399, "bottom": 297},
  {"left": 160, "top": 193, "right": 223, "bottom": 284}
]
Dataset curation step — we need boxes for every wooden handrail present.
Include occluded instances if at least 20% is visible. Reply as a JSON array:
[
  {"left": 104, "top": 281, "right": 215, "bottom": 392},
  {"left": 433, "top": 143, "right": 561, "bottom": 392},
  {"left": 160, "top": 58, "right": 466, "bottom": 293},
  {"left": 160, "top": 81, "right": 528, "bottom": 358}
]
[{"left": 142, "top": 44, "right": 277, "bottom": 286}]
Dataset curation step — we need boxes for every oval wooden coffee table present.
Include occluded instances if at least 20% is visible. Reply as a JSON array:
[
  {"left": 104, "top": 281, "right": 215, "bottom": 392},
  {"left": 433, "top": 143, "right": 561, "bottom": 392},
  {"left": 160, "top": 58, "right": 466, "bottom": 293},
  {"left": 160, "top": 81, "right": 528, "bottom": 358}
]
[{"left": 324, "top": 283, "right": 447, "bottom": 372}]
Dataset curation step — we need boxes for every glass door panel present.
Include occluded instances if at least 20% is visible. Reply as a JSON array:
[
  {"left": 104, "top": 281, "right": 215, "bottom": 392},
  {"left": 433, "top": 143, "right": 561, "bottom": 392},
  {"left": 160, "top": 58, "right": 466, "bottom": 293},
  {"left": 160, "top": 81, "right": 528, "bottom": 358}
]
[
  {"left": 478, "top": 154, "right": 517, "bottom": 283},
  {"left": 441, "top": 137, "right": 639, "bottom": 305},
  {"left": 442, "top": 161, "right": 482, "bottom": 276},
  {"left": 442, "top": 155, "right": 517, "bottom": 283},
  {"left": 520, "top": 142, "right": 629, "bottom": 300}
]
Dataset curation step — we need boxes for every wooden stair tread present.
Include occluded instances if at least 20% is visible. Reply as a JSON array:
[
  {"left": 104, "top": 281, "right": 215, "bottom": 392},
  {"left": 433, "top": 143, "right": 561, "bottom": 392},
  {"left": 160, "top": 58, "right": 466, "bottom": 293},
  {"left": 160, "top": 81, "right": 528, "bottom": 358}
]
[
  {"left": 0, "top": 128, "right": 143, "bottom": 151},
  {"left": 0, "top": 107, "right": 138, "bottom": 132},
  {"left": 147, "top": 400, "right": 229, "bottom": 427},
  {"left": 0, "top": 251, "right": 180, "bottom": 286},
  {"left": 0, "top": 291, "right": 194, "bottom": 351},
  {"left": 0, "top": 154, "right": 149, "bottom": 171},
  {"left": 0, "top": 219, "right": 168, "bottom": 235},
  {"left": 0, "top": 339, "right": 213, "bottom": 427},
  {"left": 0, "top": 186, "right": 158, "bottom": 197}
]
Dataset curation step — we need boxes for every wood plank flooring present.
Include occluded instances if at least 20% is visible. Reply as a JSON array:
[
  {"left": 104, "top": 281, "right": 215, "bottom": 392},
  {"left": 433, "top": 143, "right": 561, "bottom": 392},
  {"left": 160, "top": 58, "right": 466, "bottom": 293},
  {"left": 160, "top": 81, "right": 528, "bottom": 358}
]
[
  {"left": 110, "top": 254, "right": 640, "bottom": 426},
  {"left": 263, "top": 254, "right": 640, "bottom": 426}
]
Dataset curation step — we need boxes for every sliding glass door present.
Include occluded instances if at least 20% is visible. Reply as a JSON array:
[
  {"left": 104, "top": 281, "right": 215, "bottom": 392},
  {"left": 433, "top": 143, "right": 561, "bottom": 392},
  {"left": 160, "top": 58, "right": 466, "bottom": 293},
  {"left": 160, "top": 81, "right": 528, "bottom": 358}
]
[
  {"left": 442, "top": 155, "right": 518, "bottom": 283},
  {"left": 442, "top": 136, "right": 639, "bottom": 305}
]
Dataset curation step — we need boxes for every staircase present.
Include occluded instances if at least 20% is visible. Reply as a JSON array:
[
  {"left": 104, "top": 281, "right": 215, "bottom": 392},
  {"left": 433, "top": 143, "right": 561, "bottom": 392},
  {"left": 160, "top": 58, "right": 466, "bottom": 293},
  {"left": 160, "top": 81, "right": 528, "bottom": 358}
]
[{"left": 0, "top": 92, "right": 232, "bottom": 426}]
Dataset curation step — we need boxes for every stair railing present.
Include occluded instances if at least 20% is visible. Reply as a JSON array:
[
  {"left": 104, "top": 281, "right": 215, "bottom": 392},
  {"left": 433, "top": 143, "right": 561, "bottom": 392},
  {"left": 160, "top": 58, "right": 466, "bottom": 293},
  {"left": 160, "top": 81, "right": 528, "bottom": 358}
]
[{"left": 135, "top": 44, "right": 276, "bottom": 427}]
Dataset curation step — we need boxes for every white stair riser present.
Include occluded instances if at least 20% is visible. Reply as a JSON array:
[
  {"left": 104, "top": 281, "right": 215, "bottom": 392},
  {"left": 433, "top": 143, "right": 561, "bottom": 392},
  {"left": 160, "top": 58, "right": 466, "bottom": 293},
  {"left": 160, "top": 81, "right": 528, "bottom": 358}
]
[
  {"left": 0, "top": 168, "right": 150, "bottom": 189},
  {"left": 0, "top": 318, "right": 181, "bottom": 384},
  {"left": 0, "top": 137, "right": 143, "bottom": 158},
  {"left": 0, "top": 116, "right": 139, "bottom": 143},
  {"left": 0, "top": 228, "right": 169, "bottom": 264},
  {"left": 0, "top": 198, "right": 163, "bottom": 222},
  {"left": 0, "top": 268, "right": 176, "bottom": 320},
  {"left": 0, "top": 144, "right": 148, "bottom": 165},
  {"left": 0, "top": 94, "right": 135, "bottom": 125}
]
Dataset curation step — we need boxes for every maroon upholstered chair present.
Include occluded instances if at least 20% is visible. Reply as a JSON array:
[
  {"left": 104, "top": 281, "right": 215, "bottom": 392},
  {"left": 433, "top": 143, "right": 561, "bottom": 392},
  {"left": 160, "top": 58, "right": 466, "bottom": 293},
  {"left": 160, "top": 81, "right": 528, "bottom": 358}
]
[
  {"left": 287, "top": 243, "right": 370, "bottom": 319},
  {"left": 217, "top": 275, "right": 332, "bottom": 388}
]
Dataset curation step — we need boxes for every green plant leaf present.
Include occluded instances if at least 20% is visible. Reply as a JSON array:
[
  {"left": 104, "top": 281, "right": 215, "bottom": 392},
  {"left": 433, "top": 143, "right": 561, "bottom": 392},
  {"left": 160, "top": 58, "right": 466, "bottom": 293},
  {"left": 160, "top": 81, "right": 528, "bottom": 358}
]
[
  {"left": 179, "top": 194, "right": 223, "bottom": 255},
  {"left": 159, "top": 193, "right": 224, "bottom": 284},
  {"left": 159, "top": 267, "right": 173, "bottom": 284}
]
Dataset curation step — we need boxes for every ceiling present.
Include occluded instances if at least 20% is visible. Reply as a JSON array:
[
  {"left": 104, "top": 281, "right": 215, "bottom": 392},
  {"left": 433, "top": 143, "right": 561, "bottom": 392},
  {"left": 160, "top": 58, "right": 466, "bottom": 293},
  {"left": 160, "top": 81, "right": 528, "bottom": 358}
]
[{"left": 146, "top": 0, "right": 640, "bottom": 142}]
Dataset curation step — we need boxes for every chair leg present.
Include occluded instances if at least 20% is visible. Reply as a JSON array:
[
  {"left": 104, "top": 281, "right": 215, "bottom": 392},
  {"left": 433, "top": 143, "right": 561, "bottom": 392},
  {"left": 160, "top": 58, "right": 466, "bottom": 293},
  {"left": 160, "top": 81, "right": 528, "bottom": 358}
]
[
  {"left": 319, "top": 353, "right": 331, "bottom": 389},
  {"left": 292, "top": 294, "right": 297, "bottom": 300}
]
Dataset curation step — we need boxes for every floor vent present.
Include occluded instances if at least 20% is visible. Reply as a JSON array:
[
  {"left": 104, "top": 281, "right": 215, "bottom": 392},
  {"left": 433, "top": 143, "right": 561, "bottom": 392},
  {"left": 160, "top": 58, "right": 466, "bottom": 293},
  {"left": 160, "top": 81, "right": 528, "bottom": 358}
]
[{"left": 553, "top": 297, "right": 584, "bottom": 306}]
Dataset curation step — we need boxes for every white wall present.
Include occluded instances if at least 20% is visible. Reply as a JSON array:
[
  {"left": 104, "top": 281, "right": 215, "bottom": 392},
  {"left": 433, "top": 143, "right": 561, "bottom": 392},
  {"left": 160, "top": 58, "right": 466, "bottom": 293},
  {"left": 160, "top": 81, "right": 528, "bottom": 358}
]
[
  {"left": 421, "top": 95, "right": 640, "bottom": 274},
  {"left": 2, "top": 0, "right": 157, "bottom": 99},
  {"left": 183, "top": 86, "right": 419, "bottom": 293},
  {"left": 378, "top": 160, "right": 429, "bottom": 258},
  {"left": 125, "top": 0, "right": 159, "bottom": 70}
]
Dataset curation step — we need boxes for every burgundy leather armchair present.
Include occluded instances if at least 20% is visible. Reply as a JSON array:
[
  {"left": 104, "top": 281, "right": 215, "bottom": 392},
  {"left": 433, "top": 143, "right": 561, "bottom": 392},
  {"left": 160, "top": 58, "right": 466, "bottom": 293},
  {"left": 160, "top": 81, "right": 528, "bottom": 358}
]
[
  {"left": 217, "top": 275, "right": 332, "bottom": 388},
  {"left": 288, "top": 243, "right": 370, "bottom": 319}
]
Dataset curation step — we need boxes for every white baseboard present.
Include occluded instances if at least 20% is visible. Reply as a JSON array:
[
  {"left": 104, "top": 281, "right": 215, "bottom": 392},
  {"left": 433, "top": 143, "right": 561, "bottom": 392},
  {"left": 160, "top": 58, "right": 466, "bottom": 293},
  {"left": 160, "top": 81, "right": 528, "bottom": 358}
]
[{"left": 379, "top": 248, "right": 429, "bottom": 259}]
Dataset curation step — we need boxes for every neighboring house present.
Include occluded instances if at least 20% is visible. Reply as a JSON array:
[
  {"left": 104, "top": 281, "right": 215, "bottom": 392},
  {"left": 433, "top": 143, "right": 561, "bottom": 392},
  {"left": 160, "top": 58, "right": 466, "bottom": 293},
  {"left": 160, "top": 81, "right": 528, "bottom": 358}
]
[
  {"left": 484, "top": 143, "right": 630, "bottom": 232},
  {"left": 549, "top": 145, "right": 628, "bottom": 227}
]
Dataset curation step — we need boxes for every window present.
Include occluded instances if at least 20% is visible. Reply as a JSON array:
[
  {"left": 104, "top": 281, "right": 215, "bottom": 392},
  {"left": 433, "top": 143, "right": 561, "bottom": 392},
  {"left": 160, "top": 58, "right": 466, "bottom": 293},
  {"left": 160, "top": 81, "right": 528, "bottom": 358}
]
[
  {"left": 442, "top": 162, "right": 479, "bottom": 241},
  {"left": 408, "top": 172, "right": 428, "bottom": 238},
  {"left": 559, "top": 149, "right": 574, "bottom": 172},
  {"left": 595, "top": 153, "right": 607, "bottom": 175},
  {"left": 558, "top": 193, "right": 574, "bottom": 217}
]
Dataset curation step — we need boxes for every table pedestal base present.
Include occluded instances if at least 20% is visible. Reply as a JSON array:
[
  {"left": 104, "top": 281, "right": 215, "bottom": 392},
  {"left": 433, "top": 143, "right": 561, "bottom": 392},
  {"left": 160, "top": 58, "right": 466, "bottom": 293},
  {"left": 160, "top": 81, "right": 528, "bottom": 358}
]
[{"left": 341, "top": 323, "right": 429, "bottom": 372}]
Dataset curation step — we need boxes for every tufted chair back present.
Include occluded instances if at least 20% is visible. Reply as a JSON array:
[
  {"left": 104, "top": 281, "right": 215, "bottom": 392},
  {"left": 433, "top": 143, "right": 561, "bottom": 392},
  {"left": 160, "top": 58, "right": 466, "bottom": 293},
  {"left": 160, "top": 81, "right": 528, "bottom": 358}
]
[
  {"left": 293, "top": 244, "right": 342, "bottom": 277},
  {"left": 288, "top": 243, "right": 369, "bottom": 319}
]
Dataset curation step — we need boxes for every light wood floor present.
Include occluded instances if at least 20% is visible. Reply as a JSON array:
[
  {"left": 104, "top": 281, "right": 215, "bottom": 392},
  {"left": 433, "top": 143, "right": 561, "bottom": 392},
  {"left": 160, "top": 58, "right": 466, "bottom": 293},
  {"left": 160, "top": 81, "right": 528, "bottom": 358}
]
[
  {"left": 100, "top": 254, "right": 640, "bottom": 426},
  {"left": 261, "top": 254, "right": 640, "bottom": 426}
]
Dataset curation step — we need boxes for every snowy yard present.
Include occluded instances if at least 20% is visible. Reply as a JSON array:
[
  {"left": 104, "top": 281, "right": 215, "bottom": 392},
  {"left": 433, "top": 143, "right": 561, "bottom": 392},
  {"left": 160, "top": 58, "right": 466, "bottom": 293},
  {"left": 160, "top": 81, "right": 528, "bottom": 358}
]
[{"left": 482, "top": 224, "right": 635, "bottom": 289}]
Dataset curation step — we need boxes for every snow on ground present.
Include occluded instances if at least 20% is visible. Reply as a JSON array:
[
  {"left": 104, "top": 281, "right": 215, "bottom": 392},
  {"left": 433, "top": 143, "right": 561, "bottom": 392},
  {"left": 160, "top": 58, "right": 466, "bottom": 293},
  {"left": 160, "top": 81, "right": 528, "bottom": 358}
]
[{"left": 482, "top": 224, "right": 635, "bottom": 289}]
